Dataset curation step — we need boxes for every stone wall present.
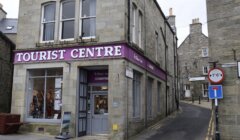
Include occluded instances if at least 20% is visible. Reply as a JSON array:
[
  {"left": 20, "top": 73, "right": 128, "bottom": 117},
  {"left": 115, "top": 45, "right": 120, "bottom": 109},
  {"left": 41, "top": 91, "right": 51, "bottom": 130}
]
[
  {"left": 207, "top": 0, "right": 240, "bottom": 139},
  {"left": 0, "top": 34, "right": 14, "bottom": 113}
]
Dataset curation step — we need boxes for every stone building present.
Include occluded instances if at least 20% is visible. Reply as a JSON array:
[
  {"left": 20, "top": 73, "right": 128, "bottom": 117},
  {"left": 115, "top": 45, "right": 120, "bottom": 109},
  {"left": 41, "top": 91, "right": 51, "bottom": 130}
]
[
  {"left": 207, "top": 0, "right": 240, "bottom": 139},
  {"left": 0, "top": 3, "right": 17, "bottom": 43},
  {"left": 11, "top": 0, "right": 178, "bottom": 139},
  {"left": 0, "top": 3, "right": 16, "bottom": 113},
  {"left": 178, "top": 18, "right": 209, "bottom": 99}
]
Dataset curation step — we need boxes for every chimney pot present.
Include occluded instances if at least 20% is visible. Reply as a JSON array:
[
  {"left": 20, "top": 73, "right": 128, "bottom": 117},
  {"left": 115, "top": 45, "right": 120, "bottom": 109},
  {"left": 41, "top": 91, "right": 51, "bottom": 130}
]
[{"left": 169, "top": 8, "right": 173, "bottom": 16}]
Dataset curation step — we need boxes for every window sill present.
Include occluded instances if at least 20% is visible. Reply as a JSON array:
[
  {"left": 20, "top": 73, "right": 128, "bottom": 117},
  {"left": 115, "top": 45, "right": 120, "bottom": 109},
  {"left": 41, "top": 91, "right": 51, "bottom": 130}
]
[{"left": 25, "top": 118, "right": 61, "bottom": 124}]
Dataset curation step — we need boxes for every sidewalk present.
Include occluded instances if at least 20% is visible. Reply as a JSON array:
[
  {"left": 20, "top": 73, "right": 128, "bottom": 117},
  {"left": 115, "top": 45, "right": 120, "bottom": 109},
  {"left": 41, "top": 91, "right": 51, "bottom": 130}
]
[{"left": 180, "top": 99, "right": 212, "bottom": 109}]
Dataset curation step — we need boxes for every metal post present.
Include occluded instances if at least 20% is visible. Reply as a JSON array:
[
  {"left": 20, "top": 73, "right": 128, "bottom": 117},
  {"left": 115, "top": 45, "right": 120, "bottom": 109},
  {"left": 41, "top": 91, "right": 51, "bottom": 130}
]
[
  {"left": 214, "top": 89, "right": 220, "bottom": 140},
  {"left": 199, "top": 96, "right": 201, "bottom": 104}
]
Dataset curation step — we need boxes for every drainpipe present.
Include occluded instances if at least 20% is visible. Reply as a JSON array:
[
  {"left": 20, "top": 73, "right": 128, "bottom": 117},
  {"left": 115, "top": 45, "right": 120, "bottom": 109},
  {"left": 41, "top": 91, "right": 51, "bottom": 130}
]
[
  {"left": 161, "top": 21, "right": 168, "bottom": 116},
  {"left": 126, "top": 0, "right": 130, "bottom": 139},
  {"left": 127, "top": 0, "right": 131, "bottom": 42},
  {"left": 143, "top": 0, "right": 148, "bottom": 128}
]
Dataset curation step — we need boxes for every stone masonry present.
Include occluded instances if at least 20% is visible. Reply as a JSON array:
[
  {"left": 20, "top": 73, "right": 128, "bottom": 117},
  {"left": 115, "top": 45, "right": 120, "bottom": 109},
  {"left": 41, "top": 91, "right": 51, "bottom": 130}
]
[
  {"left": 178, "top": 18, "right": 209, "bottom": 99},
  {"left": 12, "top": 0, "right": 178, "bottom": 140},
  {"left": 207, "top": 0, "right": 240, "bottom": 139}
]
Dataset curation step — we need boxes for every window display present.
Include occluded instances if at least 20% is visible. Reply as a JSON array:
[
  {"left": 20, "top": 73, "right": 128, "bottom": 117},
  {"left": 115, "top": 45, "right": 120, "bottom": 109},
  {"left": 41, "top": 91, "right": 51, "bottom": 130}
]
[{"left": 28, "top": 68, "right": 63, "bottom": 120}]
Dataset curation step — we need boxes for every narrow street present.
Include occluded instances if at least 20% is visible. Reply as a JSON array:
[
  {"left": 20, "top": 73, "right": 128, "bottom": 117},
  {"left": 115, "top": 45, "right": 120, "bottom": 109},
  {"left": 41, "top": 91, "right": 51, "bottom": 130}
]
[{"left": 131, "top": 102, "right": 211, "bottom": 140}]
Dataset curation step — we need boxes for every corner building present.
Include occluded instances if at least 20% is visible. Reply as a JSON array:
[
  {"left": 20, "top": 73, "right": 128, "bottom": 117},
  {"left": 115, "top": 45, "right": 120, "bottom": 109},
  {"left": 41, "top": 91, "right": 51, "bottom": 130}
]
[{"left": 12, "top": 0, "right": 178, "bottom": 139}]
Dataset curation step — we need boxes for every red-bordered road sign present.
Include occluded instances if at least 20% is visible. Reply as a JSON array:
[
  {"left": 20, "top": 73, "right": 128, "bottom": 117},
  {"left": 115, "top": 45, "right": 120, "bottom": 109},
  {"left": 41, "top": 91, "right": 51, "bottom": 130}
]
[{"left": 208, "top": 68, "right": 224, "bottom": 84}]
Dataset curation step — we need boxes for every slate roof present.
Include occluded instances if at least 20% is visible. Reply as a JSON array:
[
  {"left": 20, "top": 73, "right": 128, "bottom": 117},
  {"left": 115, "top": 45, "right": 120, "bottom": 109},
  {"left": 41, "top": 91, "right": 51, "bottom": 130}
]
[{"left": 0, "top": 18, "right": 17, "bottom": 34}]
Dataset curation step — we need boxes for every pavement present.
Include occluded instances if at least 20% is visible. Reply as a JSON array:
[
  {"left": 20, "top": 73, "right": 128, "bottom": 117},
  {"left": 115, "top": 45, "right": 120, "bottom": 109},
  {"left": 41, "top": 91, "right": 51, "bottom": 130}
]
[{"left": 0, "top": 100, "right": 214, "bottom": 140}]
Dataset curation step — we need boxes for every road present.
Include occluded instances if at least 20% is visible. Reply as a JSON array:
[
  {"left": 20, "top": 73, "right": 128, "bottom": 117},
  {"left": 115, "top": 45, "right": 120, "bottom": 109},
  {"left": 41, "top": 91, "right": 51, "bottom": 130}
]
[{"left": 132, "top": 102, "right": 211, "bottom": 140}]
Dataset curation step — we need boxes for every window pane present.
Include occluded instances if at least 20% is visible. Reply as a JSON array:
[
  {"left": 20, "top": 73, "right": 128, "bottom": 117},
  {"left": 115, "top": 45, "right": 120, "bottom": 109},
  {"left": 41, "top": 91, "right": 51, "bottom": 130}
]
[
  {"left": 62, "top": 0, "right": 75, "bottom": 19},
  {"left": 43, "top": 23, "right": 54, "bottom": 41},
  {"left": 29, "top": 78, "right": 45, "bottom": 119},
  {"left": 29, "top": 69, "right": 45, "bottom": 77},
  {"left": 82, "top": 0, "right": 96, "bottom": 17},
  {"left": 47, "top": 68, "right": 63, "bottom": 76},
  {"left": 45, "top": 77, "right": 63, "bottom": 119},
  {"left": 44, "top": 3, "right": 55, "bottom": 21},
  {"left": 82, "top": 18, "right": 96, "bottom": 37},
  {"left": 94, "top": 95, "right": 108, "bottom": 115},
  {"left": 62, "top": 20, "right": 74, "bottom": 39}
]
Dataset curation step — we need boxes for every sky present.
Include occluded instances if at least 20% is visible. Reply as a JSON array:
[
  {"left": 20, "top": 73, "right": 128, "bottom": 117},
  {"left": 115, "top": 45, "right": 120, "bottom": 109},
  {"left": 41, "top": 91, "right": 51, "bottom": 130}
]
[{"left": 0, "top": 0, "right": 207, "bottom": 45}]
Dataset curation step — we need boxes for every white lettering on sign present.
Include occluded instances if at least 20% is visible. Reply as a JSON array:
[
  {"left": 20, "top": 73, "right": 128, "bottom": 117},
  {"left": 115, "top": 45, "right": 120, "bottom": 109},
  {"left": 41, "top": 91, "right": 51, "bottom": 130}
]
[
  {"left": 15, "top": 45, "right": 123, "bottom": 62},
  {"left": 148, "top": 64, "right": 154, "bottom": 70},
  {"left": 133, "top": 54, "right": 143, "bottom": 64}
]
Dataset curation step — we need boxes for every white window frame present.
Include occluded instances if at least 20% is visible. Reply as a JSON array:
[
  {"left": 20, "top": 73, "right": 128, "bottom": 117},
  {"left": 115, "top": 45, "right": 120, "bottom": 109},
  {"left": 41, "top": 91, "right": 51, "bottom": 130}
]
[
  {"left": 40, "top": 2, "right": 56, "bottom": 43},
  {"left": 59, "top": 0, "right": 75, "bottom": 41},
  {"left": 202, "top": 47, "right": 209, "bottom": 57},
  {"left": 185, "top": 84, "right": 190, "bottom": 90},
  {"left": 138, "top": 11, "right": 143, "bottom": 49},
  {"left": 26, "top": 68, "right": 63, "bottom": 123},
  {"left": 79, "top": 0, "right": 96, "bottom": 39},
  {"left": 132, "top": 3, "right": 137, "bottom": 44},
  {"left": 202, "top": 83, "right": 208, "bottom": 97},
  {"left": 202, "top": 66, "right": 209, "bottom": 75}
]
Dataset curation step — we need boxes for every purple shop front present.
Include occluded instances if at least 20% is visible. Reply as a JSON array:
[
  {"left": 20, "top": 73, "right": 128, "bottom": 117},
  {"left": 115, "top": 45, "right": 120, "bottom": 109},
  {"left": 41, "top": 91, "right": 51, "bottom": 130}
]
[{"left": 14, "top": 44, "right": 166, "bottom": 81}]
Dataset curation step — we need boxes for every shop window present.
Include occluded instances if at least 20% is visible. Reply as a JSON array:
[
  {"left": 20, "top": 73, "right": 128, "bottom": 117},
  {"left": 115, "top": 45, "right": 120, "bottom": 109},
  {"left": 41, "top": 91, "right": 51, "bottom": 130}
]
[
  {"left": 80, "top": 0, "right": 96, "bottom": 38},
  {"left": 157, "top": 82, "right": 161, "bottom": 112},
  {"left": 147, "top": 77, "right": 153, "bottom": 118},
  {"left": 132, "top": 71, "right": 141, "bottom": 118},
  {"left": 41, "top": 2, "right": 56, "bottom": 42},
  {"left": 60, "top": 0, "right": 75, "bottom": 40},
  {"left": 27, "top": 68, "right": 63, "bottom": 120}
]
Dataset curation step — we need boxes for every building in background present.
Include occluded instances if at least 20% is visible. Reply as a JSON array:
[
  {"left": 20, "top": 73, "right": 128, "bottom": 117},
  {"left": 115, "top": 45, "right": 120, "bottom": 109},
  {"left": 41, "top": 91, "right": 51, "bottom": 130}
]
[
  {"left": 11, "top": 0, "right": 178, "bottom": 139},
  {"left": 0, "top": 3, "right": 17, "bottom": 43},
  {"left": 0, "top": 3, "right": 16, "bottom": 113},
  {"left": 207, "top": 0, "right": 240, "bottom": 139},
  {"left": 178, "top": 18, "right": 209, "bottom": 99}
]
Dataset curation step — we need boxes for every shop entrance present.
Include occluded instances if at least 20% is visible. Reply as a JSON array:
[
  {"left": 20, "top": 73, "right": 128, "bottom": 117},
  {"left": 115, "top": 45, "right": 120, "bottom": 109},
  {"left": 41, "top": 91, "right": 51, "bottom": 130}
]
[{"left": 78, "top": 68, "right": 109, "bottom": 137}]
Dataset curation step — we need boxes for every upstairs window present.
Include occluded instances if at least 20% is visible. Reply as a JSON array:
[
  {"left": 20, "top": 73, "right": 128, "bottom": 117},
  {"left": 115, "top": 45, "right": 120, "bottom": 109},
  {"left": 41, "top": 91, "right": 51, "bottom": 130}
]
[
  {"left": 80, "top": 0, "right": 96, "bottom": 38},
  {"left": 202, "top": 66, "right": 209, "bottom": 75},
  {"left": 202, "top": 47, "right": 209, "bottom": 57},
  {"left": 60, "top": 0, "right": 75, "bottom": 40},
  {"left": 41, "top": 2, "right": 56, "bottom": 42},
  {"left": 131, "top": 3, "right": 137, "bottom": 44},
  {"left": 138, "top": 11, "right": 143, "bottom": 49}
]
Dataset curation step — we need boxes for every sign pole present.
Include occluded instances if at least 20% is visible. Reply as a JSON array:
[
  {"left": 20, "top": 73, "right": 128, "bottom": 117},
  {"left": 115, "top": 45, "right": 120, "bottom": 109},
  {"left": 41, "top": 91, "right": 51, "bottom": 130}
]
[{"left": 214, "top": 89, "right": 220, "bottom": 140}]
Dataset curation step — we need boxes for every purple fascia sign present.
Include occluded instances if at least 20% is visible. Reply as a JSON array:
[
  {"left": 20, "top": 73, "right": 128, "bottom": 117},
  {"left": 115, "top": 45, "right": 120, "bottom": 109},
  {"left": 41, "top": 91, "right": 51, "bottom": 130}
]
[
  {"left": 14, "top": 45, "right": 124, "bottom": 63},
  {"left": 14, "top": 44, "right": 166, "bottom": 81}
]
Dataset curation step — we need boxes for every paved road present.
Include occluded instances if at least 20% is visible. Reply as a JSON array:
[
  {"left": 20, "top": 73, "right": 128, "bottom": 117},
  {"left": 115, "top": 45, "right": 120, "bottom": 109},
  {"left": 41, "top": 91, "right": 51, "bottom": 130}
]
[
  {"left": 132, "top": 102, "right": 211, "bottom": 140},
  {"left": 150, "top": 102, "right": 211, "bottom": 140}
]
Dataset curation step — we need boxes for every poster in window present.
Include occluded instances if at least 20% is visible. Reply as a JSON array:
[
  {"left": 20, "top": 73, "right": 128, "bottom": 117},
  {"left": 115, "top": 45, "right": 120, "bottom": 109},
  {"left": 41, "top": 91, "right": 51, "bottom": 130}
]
[
  {"left": 55, "top": 89, "right": 61, "bottom": 99},
  {"left": 55, "top": 78, "right": 62, "bottom": 88},
  {"left": 54, "top": 99, "right": 61, "bottom": 111}
]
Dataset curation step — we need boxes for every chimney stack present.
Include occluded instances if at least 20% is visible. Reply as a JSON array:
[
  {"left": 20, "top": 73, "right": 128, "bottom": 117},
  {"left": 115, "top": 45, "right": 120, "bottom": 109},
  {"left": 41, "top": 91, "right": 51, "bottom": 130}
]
[
  {"left": 0, "top": 3, "right": 7, "bottom": 21},
  {"left": 190, "top": 18, "right": 202, "bottom": 34},
  {"left": 167, "top": 8, "right": 176, "bottom": 33}
]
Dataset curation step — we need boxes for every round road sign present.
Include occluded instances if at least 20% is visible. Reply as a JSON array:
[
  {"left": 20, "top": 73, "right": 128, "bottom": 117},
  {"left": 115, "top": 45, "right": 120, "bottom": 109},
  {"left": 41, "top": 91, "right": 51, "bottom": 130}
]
[{"left": 208, "top": 68, "right": 224, "bottom": 84}]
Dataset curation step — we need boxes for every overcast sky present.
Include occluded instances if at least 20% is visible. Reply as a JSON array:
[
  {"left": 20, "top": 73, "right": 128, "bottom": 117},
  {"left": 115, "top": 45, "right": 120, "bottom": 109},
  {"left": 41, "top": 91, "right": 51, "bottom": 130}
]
[{"left": 0, "top": 0, "right": 207, "bottom": 45}]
